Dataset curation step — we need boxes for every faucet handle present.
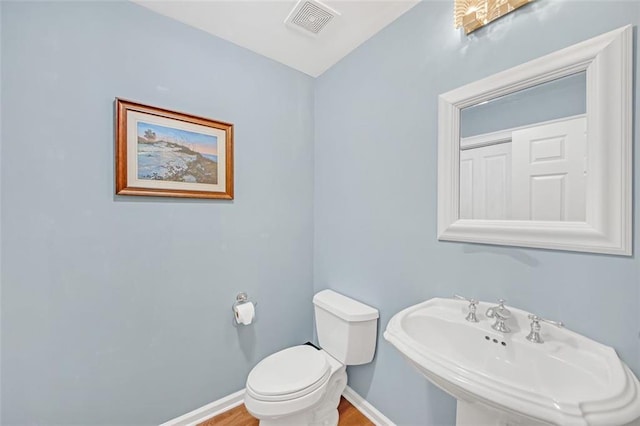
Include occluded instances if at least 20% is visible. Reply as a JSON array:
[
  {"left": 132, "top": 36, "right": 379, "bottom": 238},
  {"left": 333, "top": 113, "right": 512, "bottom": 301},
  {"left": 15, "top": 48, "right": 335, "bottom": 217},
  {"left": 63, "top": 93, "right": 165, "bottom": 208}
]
[
  {"left": 453, "top": 294, "right": 478, "bottom": 304},
  {"left": 528, "top": 314, "right": 563, "bottom": 328},
  {"left": 526, "top": 314, "right": 564, "bottom": 343},
  {"left": 453, "top": 294, "right": 479, "bottom": 322}
]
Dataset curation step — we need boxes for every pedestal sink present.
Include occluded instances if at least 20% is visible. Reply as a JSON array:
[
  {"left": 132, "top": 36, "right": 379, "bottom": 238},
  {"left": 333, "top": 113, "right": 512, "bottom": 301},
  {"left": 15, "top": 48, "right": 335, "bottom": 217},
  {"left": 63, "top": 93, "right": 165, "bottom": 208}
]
[{"left": 383, "top": 298, "right": 640, "bottom": 426}]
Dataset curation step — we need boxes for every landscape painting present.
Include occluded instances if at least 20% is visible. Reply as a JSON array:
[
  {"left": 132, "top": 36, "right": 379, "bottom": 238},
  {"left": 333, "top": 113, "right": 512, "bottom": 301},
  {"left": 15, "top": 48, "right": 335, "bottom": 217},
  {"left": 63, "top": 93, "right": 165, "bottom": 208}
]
[
  {"left": 115, "top": 99, "right": 234, "bottom": 199},
  {"left": 137, "top": 121, "right": 218, "bottom": 184}
]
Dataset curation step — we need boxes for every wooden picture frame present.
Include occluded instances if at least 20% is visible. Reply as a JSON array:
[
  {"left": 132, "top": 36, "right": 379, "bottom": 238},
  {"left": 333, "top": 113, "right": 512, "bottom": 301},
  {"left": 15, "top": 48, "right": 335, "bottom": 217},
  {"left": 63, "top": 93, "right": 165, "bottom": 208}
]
[{"left": 115, "top": 99, "right": 234, "bottom": 199}]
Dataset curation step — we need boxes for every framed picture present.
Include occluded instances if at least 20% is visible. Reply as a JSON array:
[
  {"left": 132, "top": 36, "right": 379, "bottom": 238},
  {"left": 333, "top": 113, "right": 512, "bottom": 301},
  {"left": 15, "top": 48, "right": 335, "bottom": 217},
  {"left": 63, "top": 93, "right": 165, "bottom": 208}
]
[{"left": 115, "top": 99, "right": 234, "bottom": 199}]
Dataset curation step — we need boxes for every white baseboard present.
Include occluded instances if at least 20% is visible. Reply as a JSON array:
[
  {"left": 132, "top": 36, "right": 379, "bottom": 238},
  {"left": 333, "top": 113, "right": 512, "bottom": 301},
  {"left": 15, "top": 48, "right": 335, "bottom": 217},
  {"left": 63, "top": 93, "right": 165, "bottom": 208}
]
[
  {"left": 159, "top": 385, "right": 395, "bottom": 426},
  {"left": 159, "top": 389, "right": 245, "bottom": 426},
  {"left": 342, "top": 385, "right": 396, "bottom": 426}
]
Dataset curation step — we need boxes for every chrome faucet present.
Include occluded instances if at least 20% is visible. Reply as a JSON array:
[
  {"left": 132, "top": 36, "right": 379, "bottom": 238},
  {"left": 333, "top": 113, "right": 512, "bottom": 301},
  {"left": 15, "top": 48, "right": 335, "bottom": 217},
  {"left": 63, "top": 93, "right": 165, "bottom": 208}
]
[
  {"left": 453, "top": 294, "right": 479, "bottom": 322},
  {"left": 526, "top": 314, "right": 564, "bottom": 343},
  {"left": 486, "top": 299, "right": 512, "bottom": 333}
]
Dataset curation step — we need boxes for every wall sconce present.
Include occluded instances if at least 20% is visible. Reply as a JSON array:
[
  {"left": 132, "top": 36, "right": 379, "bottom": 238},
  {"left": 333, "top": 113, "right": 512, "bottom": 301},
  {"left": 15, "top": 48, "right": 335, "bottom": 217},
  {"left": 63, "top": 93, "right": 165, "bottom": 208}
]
[{"left": 455, "top": 0, "right": 534, "bottom": 34}]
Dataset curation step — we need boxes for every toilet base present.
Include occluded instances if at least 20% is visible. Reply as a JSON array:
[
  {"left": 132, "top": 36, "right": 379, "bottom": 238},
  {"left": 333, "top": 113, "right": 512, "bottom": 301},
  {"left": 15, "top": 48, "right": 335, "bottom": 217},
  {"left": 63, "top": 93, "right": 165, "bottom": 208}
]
[
  {"left": 259, "top": 409, "right": 338, "bottom": 426},
  {"left": 255, "top": 367, "right": 347, "bottom": 426}
]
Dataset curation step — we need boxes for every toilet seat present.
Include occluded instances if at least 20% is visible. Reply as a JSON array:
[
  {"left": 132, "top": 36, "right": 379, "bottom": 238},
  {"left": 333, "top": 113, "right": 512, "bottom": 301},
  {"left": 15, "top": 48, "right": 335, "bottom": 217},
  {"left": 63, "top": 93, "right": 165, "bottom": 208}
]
[{"left": 246, "top": 345, "right": 330, "bottom": 402}]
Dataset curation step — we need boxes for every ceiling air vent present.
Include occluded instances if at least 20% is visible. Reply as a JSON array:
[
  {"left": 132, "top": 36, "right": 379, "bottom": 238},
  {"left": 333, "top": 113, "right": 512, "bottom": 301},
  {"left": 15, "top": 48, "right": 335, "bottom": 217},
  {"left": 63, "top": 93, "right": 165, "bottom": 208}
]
[{"left": 285, "top": 0, "right": 339, "bottom": 35}]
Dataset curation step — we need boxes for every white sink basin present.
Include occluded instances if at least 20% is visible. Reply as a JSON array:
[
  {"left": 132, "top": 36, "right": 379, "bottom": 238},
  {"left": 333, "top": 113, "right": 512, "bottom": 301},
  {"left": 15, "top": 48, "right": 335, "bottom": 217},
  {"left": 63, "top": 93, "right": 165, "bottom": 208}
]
[{"left": 384, "top": 298, "right": 640, "bottom": 426}]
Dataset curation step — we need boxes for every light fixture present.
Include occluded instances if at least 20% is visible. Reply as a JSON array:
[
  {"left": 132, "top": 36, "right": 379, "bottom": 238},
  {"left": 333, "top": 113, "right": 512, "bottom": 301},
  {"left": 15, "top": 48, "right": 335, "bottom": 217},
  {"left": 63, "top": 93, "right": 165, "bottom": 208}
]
[{"left": 454, "top": 0, "right": 534, "bottom": 35}]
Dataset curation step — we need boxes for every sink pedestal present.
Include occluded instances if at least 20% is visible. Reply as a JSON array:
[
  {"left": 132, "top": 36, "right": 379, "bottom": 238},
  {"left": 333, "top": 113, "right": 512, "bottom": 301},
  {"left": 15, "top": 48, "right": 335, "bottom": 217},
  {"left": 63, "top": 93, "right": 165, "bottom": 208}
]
[{"left": 457, "top": 400, "right": 549, "bottom": 426}]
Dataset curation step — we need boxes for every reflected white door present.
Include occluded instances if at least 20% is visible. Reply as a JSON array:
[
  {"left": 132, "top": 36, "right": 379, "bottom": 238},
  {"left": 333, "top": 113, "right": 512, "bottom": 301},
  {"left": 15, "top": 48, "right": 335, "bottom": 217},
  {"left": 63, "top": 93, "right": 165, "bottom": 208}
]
[
  {"left": 511, "top": 117, "right": 587, "bottom": 221},
  {"left": 460, "top": 143, "right": 512, "bottom": 220}
]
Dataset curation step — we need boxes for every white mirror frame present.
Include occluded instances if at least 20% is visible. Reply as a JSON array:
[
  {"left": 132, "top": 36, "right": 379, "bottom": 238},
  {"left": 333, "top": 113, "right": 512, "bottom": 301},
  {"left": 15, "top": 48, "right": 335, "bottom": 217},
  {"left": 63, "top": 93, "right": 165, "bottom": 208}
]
[{"left": 438, "top": 25, "right": 632, "bottom": 255}]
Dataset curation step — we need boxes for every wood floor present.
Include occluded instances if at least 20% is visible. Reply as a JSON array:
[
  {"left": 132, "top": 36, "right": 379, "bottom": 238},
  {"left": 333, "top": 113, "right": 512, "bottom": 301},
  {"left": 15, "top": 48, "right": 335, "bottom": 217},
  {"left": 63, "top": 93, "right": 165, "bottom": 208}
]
[{"left": 199, "top": 396, "right": 374, "bottom": 426}]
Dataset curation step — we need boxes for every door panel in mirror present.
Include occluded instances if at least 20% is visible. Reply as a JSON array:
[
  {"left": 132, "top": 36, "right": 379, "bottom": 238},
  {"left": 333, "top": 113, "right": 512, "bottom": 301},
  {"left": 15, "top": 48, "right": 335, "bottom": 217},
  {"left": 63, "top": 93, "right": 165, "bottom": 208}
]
[
  {"left": 459, "top": 115, "right": 587, "bottom": 221},
  {"left": 511, "top": 117, "right": 586, "bottom": 221},
  {"left": 459, "top": 143, "right": 511, "bottom": 220}
]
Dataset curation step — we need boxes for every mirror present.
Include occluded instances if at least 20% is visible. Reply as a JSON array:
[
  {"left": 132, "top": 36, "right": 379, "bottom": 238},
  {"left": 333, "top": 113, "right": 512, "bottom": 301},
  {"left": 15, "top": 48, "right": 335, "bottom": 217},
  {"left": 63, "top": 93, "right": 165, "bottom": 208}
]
[
  {"left": 438, "top": 26, "right": 631, "bottom": 255},
  {"left": 459, "top": 72, "right": 586, "bottom": 221}
]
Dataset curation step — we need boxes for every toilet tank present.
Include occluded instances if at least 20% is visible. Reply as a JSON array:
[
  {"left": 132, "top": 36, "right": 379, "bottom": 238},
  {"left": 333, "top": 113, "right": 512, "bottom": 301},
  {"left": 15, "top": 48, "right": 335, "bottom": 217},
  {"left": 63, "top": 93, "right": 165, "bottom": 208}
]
[{"left": 312, "top": 289, "right": 379, "bottom": 365}]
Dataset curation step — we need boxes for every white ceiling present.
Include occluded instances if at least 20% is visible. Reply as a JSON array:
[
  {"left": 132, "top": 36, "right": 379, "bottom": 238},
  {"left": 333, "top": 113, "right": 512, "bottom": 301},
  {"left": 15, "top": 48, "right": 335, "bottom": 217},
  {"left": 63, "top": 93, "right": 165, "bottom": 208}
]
[{"left": 133, "top": 0, "right": 421, "bottom": 77}]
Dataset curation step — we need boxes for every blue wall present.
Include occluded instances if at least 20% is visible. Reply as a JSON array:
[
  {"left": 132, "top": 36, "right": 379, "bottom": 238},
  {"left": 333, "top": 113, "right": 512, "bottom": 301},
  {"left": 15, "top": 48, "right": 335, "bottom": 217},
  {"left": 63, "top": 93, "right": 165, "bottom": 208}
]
[
  {"left": 0, "top": 1, "right": 314, "bottom": 424},
  {"left": 314, "top": 2, "right": 640, "bottom": 425},
  {"left": 460, "top": 71, "right": 586, "bottom": 137}
]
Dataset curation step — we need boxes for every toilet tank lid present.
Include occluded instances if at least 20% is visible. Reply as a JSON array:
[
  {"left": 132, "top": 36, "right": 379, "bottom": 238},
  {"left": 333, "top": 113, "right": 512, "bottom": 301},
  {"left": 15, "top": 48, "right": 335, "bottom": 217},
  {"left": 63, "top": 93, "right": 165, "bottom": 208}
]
[{"left": 313, "top": 289, "right": 379, "bottom": 322}]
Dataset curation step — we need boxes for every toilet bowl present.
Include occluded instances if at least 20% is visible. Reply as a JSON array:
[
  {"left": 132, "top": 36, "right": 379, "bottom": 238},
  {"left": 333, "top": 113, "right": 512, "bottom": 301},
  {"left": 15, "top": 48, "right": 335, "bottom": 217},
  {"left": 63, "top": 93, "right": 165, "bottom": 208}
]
[
  {"left": 245, "top": 345, "right": 347, "bottom": 426},
  {"left": 244, "top": 290, "right": 378, "bottom": 426}
]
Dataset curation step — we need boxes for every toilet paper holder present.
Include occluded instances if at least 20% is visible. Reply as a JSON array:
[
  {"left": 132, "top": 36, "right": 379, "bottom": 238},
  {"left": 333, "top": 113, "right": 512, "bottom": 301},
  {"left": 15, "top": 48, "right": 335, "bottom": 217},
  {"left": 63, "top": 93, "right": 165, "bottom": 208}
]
[
  {"left": 232, "top": 292, "right": 257, "bottom": 311},
  {"left": 232, "top": 292, "right": 257, "bottom": 326}
]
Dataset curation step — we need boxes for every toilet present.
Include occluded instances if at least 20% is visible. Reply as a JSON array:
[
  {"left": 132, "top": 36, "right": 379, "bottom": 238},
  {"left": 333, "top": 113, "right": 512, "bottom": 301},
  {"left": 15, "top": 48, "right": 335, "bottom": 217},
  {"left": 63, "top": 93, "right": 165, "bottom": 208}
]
[{"left": 244, "top": 289, "right": 379, "bottom": 426}]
